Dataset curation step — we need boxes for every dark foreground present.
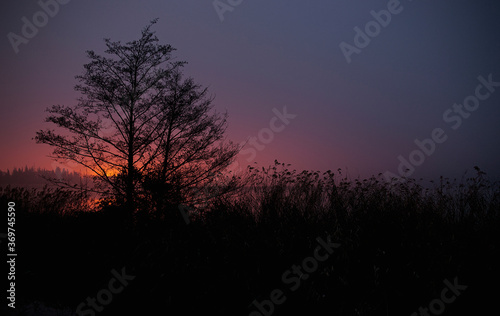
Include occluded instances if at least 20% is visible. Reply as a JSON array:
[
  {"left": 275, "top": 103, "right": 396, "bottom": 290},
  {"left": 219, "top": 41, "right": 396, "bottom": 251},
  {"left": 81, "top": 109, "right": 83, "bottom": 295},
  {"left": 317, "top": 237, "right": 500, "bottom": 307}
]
[{"left": 1, "top": 166, "right": 499, "bottom": 315}]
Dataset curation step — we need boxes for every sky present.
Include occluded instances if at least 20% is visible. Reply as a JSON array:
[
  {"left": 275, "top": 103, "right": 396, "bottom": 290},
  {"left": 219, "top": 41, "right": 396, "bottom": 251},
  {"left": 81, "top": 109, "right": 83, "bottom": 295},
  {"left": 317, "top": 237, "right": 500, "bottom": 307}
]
[{"left": 1, "top": 0, "right": 499, "bottom": 182}]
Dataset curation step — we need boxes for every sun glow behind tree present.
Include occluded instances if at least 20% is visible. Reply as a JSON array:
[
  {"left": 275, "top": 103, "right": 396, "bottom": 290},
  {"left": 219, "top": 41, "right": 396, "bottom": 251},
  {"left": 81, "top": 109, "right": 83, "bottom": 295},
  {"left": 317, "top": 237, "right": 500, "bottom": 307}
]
[{"left": 35, "top": 20, "right": 240, "bottom": 218}]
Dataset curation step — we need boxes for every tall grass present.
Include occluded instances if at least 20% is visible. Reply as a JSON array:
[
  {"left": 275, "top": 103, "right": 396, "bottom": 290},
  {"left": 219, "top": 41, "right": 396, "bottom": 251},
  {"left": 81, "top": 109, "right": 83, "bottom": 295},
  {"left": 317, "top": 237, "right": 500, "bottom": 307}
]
[{"left": 2, "top": 163, "right": 499, "bottom": 315}]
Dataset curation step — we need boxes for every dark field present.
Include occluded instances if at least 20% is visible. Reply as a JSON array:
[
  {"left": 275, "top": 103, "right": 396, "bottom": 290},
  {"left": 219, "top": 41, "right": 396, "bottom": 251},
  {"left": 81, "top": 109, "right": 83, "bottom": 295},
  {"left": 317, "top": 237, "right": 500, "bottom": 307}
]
[{"left": 1, "top": 164, "right": 499, "bottom": 316}]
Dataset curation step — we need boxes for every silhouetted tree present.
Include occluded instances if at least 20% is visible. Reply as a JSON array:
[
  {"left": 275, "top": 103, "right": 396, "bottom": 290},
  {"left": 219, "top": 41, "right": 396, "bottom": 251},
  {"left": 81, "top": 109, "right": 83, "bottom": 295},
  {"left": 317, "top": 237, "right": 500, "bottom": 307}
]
[
  {"left": 35, "top": 20, "right": 239, "bottom": 219},
  {"left": 141, "top": 67, "right": 242, "bottom": 217}
]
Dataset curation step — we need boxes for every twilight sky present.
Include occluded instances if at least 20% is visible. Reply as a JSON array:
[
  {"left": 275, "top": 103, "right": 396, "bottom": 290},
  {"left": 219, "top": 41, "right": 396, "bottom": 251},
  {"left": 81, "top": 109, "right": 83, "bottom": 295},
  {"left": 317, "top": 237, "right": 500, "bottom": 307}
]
[{"left": 1, "top": 0, "right": 499, "bottom": 182}]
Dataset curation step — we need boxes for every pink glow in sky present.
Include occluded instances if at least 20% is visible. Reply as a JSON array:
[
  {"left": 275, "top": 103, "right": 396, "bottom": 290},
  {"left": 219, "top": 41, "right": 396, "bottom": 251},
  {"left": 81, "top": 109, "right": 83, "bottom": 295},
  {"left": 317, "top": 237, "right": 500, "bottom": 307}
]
[{"left": 1, "top": 0, "right": 500, "bottom": 182}]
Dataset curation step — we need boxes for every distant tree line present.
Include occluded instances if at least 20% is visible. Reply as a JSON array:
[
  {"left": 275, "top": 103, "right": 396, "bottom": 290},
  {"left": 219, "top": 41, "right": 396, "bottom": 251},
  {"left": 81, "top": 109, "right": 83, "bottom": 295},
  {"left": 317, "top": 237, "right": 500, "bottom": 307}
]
[{"left": 0, "top": 166, "right": 82, "bottom": 189}]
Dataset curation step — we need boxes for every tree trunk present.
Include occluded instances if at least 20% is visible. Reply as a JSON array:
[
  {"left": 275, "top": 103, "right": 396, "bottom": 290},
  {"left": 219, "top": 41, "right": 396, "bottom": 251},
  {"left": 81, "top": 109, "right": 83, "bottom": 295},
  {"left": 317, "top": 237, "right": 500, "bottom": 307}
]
[{"left": 126, "top": 101, "right": 135, "bottom": 222}]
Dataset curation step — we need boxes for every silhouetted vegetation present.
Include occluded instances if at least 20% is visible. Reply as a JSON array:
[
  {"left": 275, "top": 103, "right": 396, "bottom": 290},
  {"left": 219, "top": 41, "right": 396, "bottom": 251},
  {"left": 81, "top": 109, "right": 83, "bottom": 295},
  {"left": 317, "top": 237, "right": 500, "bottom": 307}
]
[
  {"left": 14, "top": 20, "right": 498, "bottom": 316},
  {"left": 34, "top": 20, "right": 239, "bottom": 221},
  {"left": 2, "top": 163, "right": 499, "bottom": 315}
]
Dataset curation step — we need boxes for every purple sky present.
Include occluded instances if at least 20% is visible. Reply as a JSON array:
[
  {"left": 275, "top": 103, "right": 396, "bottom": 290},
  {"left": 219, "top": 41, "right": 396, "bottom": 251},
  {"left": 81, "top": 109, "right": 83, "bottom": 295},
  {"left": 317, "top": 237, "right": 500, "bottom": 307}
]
[{"left": 1, "top": 0, "right": 499, "bottom": 182}]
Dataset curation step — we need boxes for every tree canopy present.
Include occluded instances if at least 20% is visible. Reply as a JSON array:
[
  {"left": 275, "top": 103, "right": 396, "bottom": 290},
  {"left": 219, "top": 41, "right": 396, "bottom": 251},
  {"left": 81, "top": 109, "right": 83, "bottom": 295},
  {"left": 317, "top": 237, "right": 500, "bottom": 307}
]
[{"left": 35, "top": 20, "right": 240, "bottom": 218}]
